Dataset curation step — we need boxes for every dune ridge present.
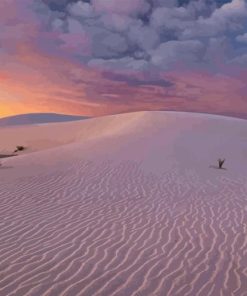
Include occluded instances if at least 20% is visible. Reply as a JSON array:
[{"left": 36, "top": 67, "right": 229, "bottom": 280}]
[
  {"left": 0, "top": 113, "right": 88, "bottom": 127},
  {"left": 0, "top": 111, "right": 247, "bottom": 296}
]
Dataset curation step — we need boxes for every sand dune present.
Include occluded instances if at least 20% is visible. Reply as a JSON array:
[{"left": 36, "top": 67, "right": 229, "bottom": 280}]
[
  {"left": 0, "top": 113, "right": 88, "bottom": 127},
  {"left": 0, "top": 111, "right": 247, "bottom": 296}
]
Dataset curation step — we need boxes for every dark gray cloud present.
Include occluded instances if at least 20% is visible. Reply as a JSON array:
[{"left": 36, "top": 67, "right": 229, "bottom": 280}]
[{"left": 42, "top": 0, "right": 77, "bottom": 10}]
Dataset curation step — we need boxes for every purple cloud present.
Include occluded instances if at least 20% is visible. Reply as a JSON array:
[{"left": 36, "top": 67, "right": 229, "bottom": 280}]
[
  {"left": 102, "top": 71, "right": 174, "bottom": 88},
  {"left": 91, "top": 0, "right": 150, "bottom": 16},
  {"left": 26, "top": 0, "right": 245, "bottom": 72}
]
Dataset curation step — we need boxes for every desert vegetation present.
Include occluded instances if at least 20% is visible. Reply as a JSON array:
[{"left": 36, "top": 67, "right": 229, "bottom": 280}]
[
  {"left": 14, "top": 145, "right": 25, "bottom": 153},
  {"left": 0, "top": 145, "right": 26, "bottom": 160},
  {"left": 218, "top": 158, "right": 225, "bottom": 169}
]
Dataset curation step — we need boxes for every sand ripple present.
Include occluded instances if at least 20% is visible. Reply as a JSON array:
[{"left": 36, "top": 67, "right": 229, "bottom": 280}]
[{"left": 0, "top": 161, "right": 247, "bottom": 296}]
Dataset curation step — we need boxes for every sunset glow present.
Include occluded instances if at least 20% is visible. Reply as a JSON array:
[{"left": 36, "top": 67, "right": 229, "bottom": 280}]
[{"left": 0, "top": 0, "right": 247, "bottom": 118}]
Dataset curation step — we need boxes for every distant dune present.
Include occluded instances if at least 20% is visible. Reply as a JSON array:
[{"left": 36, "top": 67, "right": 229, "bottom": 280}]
[
  {"left": 0, "top": 111, "right": 247, "bottom": 296},
  {"left": 0, "top": 112, "right": 88, "bottom": 127}
]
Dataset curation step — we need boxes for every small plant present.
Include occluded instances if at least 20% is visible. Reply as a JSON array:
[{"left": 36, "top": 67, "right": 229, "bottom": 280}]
[
  {"left": 218, "top": 158, "right": 225, "bottom": 169},
  {"left": 14, "top": 146, "right": 25, "bottom": 153}
]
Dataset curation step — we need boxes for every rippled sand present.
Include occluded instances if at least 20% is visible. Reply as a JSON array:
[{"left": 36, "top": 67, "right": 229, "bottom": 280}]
[{"left": 0, "top": 111, "right": 247, "bottom": 296}]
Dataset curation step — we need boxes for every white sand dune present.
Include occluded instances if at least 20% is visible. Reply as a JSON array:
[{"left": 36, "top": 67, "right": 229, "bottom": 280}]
[
  {"left": 0, "top": 113, "right": 88, "bottom": 127},
  {"left": 0, "top": 111, "right": 247, "bottom": 296}
]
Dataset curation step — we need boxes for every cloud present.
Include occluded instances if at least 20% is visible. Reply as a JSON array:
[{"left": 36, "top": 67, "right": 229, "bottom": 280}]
[
  {"left": 91, "top": 0, "right": 150, "bottom": 16},
  {"left": 150, "top": 6, "right": 192, "bottom": 33},
  {"left": 128, "top": 24, "right": 160, "bottom": 51},
  {"left": 236, "top": 33, "right": 247, "bottom": 43},
  {"left": 230, "top": 54, "right": 247, "bottom": 65},
  {"left": 102, "top": 71, "right": 174, "bottom": 88},
  {"left": 150, "top": 40, "right": 205, "bottom": 69},
  {"left": 68, "top": 1, "right": 93, "bottom": 17},
  {"left": 88, "top": 57, "right": 149, "bottom": 71},
  {"left": 0, "top": 0, "right": 247, "bottom": 119},
  {"left": 181, "top": 0, "right": 247, "bottom": 39},
  {"left": 42, "top": 0, "right": 75, "bottom": 10},
  {"left": 33, "top": 0, "right": 247, "bottom": 73}
]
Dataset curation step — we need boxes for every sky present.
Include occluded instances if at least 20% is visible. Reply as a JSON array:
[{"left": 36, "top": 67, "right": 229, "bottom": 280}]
[{"left": 0, "top": 0, "right": 247, "bottom": 118}]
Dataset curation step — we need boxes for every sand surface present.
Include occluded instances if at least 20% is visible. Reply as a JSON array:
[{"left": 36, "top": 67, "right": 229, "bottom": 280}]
[{"left": 0, "top": 111, "right": 247, "bottom": 296}]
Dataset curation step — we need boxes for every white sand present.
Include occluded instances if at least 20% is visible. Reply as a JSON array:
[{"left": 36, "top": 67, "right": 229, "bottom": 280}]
[{"left": 0, "top": 111, "right": 247, "bottom": 296}]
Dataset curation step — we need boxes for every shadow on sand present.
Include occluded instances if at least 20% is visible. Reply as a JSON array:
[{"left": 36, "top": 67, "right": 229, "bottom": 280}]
[
  {"left": 0, "top": 154, "right": 16, "bottom": 159},
  {"left": 209, "top": 165, "right": 227, "bottom": 170}
]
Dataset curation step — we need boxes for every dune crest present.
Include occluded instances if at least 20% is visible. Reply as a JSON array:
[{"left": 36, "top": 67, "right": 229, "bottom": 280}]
[{"left": 0, "top": 113, "right": 88, "bottom": 127}]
